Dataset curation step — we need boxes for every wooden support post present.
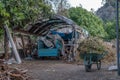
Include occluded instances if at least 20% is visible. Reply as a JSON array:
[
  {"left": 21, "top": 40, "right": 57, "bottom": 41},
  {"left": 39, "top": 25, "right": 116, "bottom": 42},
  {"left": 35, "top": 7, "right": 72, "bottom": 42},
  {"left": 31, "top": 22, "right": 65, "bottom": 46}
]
[
  {"left": 4, "top": 29, "right": 9, "bottom": 60},
  {"left": 28, "top": 36, "right": 32, "bottom": 56},
  {"left": 13, "top": 34, "right": 18, "bottom": 49},
  {"left": 20, "top": 34, "right": 26, "bottom": 58},
  {"left": 4, "top": 25, "right": 21, "bottom": 64}
]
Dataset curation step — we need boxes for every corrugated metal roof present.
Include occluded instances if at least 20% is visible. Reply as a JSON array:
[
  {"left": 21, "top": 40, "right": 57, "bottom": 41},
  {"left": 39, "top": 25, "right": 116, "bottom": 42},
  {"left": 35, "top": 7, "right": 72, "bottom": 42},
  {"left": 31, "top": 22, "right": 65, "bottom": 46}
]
[{"left": 13, "top": 14, "right": 79, "bottom": 36}]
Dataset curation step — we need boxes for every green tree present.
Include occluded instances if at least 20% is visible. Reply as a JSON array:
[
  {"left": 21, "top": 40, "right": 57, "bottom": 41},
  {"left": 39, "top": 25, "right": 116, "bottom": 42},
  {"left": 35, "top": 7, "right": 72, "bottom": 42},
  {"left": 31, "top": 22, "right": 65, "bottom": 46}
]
[
  {"left": 44, "top": 0, "right": 70, "bottom": 16},
  {"left": 68, "top": 7, "right": 107, "bottom": 38},
  {"left": 0, "top": 0, "right": 52, "bottom": 28},
  {"left": 104, "top": 21, "right": 116, "bottom": 39},
  {"left": 0, "top": 0, "right": 52, "bottom": 38}
]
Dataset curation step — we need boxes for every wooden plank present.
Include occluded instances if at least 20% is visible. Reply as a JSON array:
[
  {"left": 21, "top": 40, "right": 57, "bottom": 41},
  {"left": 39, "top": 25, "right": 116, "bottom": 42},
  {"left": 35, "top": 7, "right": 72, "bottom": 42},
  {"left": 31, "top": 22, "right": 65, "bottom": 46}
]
[{"left": 13, "top": 29, "right": 40, "bottom": 36}]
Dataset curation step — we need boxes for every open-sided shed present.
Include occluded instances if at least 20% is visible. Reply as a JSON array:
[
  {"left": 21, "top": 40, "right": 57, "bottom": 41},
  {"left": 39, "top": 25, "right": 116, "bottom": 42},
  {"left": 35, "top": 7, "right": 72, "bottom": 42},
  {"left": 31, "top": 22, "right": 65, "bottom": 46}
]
[{"left": 13, "top": 14, "right": 87, "bottom": 61}]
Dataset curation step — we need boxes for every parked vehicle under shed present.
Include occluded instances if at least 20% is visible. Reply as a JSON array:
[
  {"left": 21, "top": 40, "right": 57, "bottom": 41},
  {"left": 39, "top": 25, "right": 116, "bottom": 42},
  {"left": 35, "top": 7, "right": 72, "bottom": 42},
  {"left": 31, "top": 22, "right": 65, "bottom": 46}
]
[{"left": 13, "top": 14, "right": 88, "bottom": 61}]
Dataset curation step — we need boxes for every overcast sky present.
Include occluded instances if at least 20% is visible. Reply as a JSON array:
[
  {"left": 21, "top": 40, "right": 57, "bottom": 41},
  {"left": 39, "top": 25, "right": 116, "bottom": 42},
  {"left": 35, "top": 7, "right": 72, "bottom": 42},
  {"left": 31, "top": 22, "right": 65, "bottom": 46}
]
[{"left": 68, "top": 0, "right": 103, "bottom": 11}]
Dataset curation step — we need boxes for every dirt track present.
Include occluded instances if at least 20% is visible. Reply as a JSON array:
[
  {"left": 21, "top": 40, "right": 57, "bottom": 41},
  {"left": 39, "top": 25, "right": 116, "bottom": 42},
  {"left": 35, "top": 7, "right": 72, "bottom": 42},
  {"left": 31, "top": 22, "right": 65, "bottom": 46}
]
[{"left": 10, "top": 60, "right": 120, "bottom": 80}]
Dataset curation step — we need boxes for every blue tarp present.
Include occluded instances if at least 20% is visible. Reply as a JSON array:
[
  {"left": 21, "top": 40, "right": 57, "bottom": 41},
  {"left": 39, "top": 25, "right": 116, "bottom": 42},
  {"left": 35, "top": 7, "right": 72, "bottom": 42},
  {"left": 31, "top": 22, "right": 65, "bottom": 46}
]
[{"left": 51, "top": 31, "right": 73, "bottom": 40}]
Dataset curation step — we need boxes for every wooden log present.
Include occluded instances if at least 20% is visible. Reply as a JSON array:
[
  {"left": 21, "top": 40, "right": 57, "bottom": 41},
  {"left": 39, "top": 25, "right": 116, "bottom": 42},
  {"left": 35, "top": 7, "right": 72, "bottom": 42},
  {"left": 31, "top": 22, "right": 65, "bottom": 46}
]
[{"left": 4, "top": 25, "right": 21, "bottom": 64}]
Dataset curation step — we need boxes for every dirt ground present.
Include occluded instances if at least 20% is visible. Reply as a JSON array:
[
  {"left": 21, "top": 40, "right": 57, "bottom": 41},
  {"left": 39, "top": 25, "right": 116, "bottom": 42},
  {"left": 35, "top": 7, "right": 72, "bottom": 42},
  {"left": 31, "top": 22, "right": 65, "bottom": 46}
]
[{"left": 10, "top": 60, "right": 120, "bottom": 80}]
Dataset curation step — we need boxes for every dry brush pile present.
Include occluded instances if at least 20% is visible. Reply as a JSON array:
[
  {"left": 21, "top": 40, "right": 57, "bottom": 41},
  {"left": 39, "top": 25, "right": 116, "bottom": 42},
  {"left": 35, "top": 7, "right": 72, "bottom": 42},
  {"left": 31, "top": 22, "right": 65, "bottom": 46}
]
[
  {"left": 77, "top": 37, "right": 116, "bottom": 63},
  {"left": 0, "top": 59, "right": 31, "bottom": 80}
]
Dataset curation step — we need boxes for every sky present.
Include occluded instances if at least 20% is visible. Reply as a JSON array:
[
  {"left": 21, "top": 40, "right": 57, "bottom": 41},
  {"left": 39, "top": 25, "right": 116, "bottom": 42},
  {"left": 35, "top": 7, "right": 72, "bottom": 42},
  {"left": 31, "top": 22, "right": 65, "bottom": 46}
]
[{"left": 68, "top": 0, "right": 103, "bottom": 11}]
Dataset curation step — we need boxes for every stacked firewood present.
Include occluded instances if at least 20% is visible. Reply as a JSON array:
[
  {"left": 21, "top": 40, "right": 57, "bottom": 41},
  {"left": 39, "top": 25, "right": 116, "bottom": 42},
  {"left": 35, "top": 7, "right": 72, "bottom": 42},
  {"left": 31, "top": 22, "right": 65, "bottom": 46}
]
[{"left": 0, "top": 59, "right": 30, "bottom": 80}]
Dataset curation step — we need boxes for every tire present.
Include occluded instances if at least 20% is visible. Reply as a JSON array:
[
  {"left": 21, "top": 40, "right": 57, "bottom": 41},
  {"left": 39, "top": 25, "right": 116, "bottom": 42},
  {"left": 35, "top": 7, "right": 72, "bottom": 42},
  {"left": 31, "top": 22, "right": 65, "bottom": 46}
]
[
  {"left": 97, "top": 60, "right": 101, "bottom": 70},
  {"left": 56, "top": 56, "right": 60, "bottom": 60},
  {"left": 56, "top": 52, "right": 60, "bottom": 60},
  {"left": 85, "top": 64, "right": 92, "bottom": 72}
]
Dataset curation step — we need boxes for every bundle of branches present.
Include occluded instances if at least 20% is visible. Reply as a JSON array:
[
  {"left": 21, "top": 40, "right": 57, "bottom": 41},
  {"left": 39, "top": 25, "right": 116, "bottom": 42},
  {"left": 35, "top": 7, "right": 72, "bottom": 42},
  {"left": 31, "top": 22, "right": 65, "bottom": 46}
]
[
  {"left": 78, "top": 37, "right": 105, "bottom": 54},
  {"left": 0, "top": 60, "right": 31, "bottom": 80},
  {"left": 102, "top": 42, "right": 116, "bottom": 63},
  {"left": 77, "top": 37, "right": 116, "bottom": 63}
]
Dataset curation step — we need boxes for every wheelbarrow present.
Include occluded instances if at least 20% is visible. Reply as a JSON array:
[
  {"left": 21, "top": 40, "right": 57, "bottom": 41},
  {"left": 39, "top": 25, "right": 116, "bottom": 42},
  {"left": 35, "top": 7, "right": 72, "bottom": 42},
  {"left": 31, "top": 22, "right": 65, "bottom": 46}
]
[{"left": 80, "top": 51, "right": 108, "bottom": 72}]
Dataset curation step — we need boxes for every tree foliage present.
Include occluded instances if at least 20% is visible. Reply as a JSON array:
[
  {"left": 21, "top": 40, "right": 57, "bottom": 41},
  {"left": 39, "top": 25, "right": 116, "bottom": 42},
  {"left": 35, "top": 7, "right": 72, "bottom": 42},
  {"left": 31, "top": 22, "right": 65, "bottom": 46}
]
[
  {"left": 0, "top": 0, "right": 52, "bottom": 28},
  {"left": 103, "top": 21, "right": 116, "bottom": 39},
  {"left": 98, "top": 0, "right": 118, "bottom": 39},
  {"left": 44, "top": 0, "right": 70, "bottom": 16},
  {"left": 68, "top": 7, "right": 107, "bottom": 38}
]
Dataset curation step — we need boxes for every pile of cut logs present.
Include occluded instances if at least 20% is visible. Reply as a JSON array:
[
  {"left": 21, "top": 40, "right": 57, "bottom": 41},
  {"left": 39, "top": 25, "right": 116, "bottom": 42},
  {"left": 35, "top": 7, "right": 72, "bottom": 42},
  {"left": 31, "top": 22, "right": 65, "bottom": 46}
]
[{"left": 0, "top": 59, "right": 30, "bottom": 80}]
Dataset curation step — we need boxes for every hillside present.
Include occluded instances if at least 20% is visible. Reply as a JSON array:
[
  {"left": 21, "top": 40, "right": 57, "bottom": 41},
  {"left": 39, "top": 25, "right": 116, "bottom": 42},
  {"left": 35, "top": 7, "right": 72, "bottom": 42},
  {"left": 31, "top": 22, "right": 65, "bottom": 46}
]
[{"left": 96, "top": 0, "right": 116, "bottom": 21}]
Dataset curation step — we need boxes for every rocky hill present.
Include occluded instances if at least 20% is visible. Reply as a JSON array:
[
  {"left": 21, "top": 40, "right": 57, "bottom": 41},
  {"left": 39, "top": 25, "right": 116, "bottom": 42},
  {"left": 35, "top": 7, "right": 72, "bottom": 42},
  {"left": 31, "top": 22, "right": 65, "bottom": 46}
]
[{"left": 96, "top": 0, "right": 116, "bottom": 21}]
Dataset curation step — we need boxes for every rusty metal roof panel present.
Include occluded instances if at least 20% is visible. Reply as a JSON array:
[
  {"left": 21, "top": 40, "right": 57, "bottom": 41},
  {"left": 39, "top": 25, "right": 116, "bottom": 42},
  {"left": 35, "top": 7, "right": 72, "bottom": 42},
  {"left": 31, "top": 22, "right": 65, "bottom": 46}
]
[{"left": 13, "top": 14, "right": 79, "bottom": 36}]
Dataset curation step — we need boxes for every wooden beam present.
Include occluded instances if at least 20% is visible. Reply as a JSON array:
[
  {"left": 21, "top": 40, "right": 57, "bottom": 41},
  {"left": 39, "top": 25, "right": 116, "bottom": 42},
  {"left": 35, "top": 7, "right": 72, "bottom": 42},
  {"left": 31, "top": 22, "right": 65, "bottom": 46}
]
[
  {"left": 13, "top": 29, "right": 40, "bottom": 36},
  {"left": 4, "top": 25, "right": 22, "bottom": 64},
  {"left": 20, "top": 34, "right": 26, "bottom": 58}
]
